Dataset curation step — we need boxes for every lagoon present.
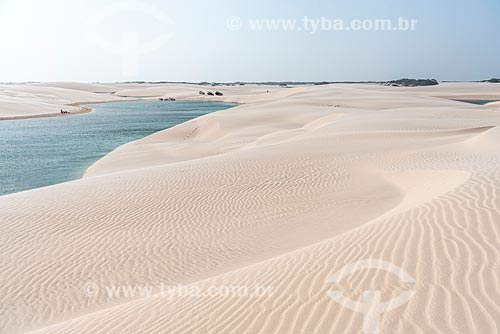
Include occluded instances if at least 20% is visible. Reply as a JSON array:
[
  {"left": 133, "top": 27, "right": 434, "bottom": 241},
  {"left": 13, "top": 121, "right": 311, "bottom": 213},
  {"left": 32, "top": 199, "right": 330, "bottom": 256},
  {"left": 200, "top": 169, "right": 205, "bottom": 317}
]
[{"left": 0, "top": 100, "right": 236, "bottom": 196}]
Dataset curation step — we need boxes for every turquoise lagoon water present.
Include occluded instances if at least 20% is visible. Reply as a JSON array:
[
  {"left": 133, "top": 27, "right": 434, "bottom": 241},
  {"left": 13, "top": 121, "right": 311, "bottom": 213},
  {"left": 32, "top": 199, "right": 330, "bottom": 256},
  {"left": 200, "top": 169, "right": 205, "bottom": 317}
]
[{"left": 0, "top": 100, "right": 236, "bottom": 196}]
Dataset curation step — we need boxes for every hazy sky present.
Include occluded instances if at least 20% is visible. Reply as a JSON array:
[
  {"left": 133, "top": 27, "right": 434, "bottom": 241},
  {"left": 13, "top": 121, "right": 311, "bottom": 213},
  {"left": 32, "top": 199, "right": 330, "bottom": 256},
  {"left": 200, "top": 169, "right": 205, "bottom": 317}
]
[{"left": 0, "top": 0, "right": 499, "bottom": 82}]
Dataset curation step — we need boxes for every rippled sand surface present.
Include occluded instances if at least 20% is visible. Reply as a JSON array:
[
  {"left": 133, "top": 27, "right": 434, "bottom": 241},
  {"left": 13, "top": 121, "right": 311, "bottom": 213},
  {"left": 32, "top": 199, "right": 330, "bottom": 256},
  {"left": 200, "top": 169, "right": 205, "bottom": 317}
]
[{"left": 1, "top": 82, "right": 500, "bottom": 333}]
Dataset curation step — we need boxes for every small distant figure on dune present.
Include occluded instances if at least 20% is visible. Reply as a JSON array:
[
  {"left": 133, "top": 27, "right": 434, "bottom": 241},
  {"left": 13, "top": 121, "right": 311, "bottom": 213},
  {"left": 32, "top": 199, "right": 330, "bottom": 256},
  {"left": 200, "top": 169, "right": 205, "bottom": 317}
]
[
  {"left": 215, "top": 91, "right": 223, "bottom": 96},
  {"left": 60, "top": 109, "right": 70, "bottom": 115},
  {"left": 199, "top": 91, "right": 205, "bottom": 95},
  {"left": 207, "top": 91, "right": 214, "bottom": 96}
]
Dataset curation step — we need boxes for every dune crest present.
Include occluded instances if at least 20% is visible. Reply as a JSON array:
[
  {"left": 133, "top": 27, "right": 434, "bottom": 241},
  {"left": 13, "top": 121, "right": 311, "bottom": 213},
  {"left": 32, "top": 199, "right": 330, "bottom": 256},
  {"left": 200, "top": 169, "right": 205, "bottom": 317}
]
[
  {"left": 1, "top": 83, "right": 500, "bottom": 333},
  {"left": 378, "top": 170, "right": 470, "bottom": 219}
]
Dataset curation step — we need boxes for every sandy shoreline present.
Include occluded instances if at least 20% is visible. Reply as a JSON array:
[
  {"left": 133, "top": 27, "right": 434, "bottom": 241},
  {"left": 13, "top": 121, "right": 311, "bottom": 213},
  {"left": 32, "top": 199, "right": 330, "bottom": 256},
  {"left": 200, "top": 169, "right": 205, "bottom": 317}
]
[
  {"left": 0, "top": 103, "right": 97, "bottom": 121},
  {"left": 1, "top": 82, "right": 500, "bottom": 334},
  {"left": 0, "top": 83, "right": 245, "bottom": 121}
]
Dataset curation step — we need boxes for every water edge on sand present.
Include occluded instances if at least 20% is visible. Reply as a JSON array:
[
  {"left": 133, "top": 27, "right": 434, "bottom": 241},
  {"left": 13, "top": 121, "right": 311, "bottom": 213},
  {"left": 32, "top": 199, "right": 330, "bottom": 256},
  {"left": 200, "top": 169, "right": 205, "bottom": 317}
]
[{"left": 0, "top": 100, "right": 237, "bottom": 196}]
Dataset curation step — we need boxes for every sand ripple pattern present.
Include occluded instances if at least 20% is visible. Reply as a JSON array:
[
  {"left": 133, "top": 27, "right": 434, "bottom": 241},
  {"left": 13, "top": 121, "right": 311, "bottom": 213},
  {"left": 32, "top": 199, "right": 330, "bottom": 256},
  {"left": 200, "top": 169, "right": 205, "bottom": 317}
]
[{"left": 1, "top": 83, "right": 500, "bottom": 333}]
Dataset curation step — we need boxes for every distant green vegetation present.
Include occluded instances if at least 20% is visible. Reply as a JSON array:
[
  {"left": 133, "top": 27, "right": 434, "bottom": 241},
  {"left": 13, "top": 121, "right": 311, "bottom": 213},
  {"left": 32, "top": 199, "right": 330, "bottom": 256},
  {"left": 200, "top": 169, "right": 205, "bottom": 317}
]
[
  {"left": 384, "top": 79, "right": 439, "bottom": 87},
  {"left": 114, "top": 81, "right": 382, "bottom": 86},
  {"left": 483, "top": 78, "right": 500, "bottom": 83},
  {"left": 454, "top": 99, "right": 499, "bottom": 105}
]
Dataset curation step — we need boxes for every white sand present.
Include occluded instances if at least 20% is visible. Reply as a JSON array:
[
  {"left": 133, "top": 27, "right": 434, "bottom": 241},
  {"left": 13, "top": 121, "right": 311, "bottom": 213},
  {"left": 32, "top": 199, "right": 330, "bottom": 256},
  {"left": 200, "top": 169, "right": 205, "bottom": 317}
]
[
  {"left": 1, "top": 82, "right": 500, "bottom": 333},
  {"left": 0, "top": 83, "right": 131, "bottom": 119}
]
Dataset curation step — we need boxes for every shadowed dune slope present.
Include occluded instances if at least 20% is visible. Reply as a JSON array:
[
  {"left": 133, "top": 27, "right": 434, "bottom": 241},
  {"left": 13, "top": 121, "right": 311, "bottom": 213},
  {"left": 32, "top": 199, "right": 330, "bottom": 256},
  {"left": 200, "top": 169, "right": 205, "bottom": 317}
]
[{"left": 1, "top": 83, "right": 500, "bottom": 334}]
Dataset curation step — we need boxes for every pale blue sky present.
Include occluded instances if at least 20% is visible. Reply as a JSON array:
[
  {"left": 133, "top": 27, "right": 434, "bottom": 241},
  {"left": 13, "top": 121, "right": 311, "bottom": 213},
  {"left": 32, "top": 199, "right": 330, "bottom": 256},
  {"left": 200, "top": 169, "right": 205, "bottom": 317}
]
[{"left": 0, "top": 0, "right": 499, "bottom": 82}]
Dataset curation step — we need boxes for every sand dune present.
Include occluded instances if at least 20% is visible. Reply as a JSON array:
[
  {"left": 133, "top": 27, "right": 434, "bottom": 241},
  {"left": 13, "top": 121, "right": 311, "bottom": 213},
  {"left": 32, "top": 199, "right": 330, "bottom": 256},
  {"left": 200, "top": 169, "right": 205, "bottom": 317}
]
[
  {"left": 1, "top": 83, "right": 500, "bottom": 333},
  {"left": 0, "top": 84, "right": 130, "bottom": 119}
]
